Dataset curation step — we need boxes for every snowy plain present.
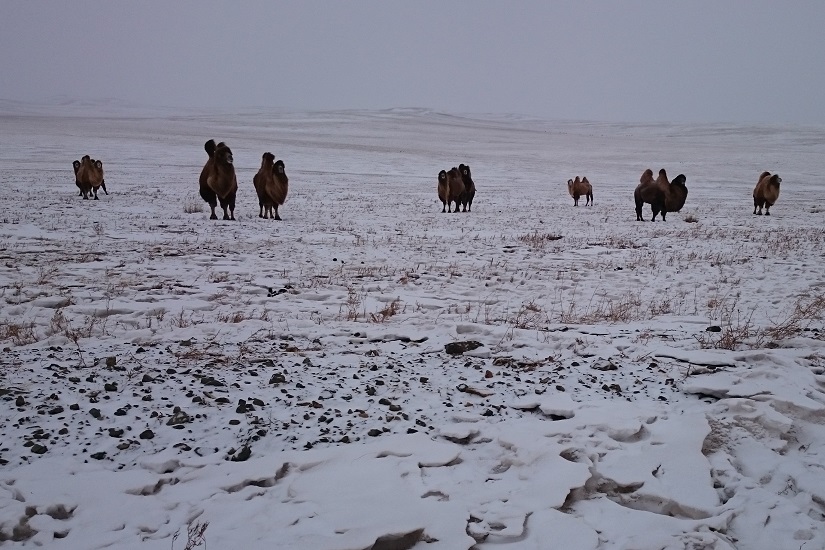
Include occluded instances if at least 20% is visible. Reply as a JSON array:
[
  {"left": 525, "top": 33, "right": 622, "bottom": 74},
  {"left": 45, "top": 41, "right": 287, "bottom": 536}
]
[{"left": 1, "top": 102, "right": 825, "bottom": 549}]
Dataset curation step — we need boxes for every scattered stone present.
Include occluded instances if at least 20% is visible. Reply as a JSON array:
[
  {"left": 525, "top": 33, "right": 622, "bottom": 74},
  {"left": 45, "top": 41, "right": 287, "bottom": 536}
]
[
  {"left": 89, "top": 408, "right": 102, "bottom": 419},
  {"left": 444, "top": 341, "right": 483, "bottom": 356},
  {"left": 31, "top": 444, "right": 48, "bottom": 455},
  {"left": 108, "top": 428, "right": 124, "bottom": 438},
  {"left": 166, "top": 407, "right": 192, "bottom": 426},
  {"left": 230, "top": 446, "right": 252, "bottom": 462},
  {"left": 15, "top": 396, "right": 25, "bottom": 407},
  {"left": 706, "top": 326, "right": 722, "bottom": 332},
  {"left": 200, "top": 376, "right": 224, "bottom": 387},
  {"left": 90, "top": 451, "right": 107, "bottom": 460},
  {"left": 592, "top": 359, "right": 618, "bottom": 371},
  {"left": 104, "top": 382, "right": 117, "bottom": 392},
  {"left": 368, "top": 429, "right": 382, "bottom": 437},
  {"left": 105, "top": 356, "right": 117, "bottom": 368},
  {"left": 456, "top": 384, "right": 494, "bottom": 397},
  {"left": 269, "top": 373, "right": 287, "bottom": 385},
  {"left": 139, "top": 429, "right": 154, "bottom": 440}
]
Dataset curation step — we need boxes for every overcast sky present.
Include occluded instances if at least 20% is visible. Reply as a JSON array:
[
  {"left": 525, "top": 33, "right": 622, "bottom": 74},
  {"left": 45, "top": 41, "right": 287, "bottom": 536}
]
[{"left": 2, "top": 1, "right": 823, "bottom": 124}]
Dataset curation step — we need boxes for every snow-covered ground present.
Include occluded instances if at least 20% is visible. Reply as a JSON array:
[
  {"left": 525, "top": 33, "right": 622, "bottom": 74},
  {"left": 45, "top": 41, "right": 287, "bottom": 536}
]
[{"left": 1, "top": 104, "right": 825, "bottom": 549}]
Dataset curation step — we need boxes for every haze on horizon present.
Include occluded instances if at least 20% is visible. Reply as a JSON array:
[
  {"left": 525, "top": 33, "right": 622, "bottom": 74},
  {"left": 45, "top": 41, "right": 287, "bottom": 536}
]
[{"left": 2, "top": 1, "right": 823, "bottom": 125}]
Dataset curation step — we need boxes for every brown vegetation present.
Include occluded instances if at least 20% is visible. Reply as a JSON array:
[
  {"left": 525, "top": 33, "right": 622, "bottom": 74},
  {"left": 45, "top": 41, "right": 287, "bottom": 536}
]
[
  {"left": 634, "top": 168, "right": 688, "bottom": 221},
  {"left": 753, "top": 171, "right": 781, "bottom": 215},
  {"left": 198, "top": 139, "right": 237, "bottom": 220},
  {"left": 253, "top": 152, "right": 289, "bottom": 220},
  {"left": 567, "top": 176, "right": 593, "bottom": 206}
]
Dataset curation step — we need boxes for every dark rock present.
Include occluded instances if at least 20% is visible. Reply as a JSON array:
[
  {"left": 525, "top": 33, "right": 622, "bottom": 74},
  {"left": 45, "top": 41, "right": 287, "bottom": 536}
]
[
  {"left": 231, "top": 446, "right": 252, "bottom": 462},
  {"left": 15, "top": 396, "right": 25, "bottom": 407},
  {"left": 706, "top": 326, "right": 722, "bottom": 332},
  {"left": 166, "top": 408, "right": 192, "bottom": 426},
  {"left": 104, "top": 383, "right": 117, "bottom": 392},
  {"left": 108, "top": 428, "right": 124, "bottom": 438},
  {"left": 444, "top": 341, "right": 483, "bottom": 356},
  {"left": 90, "top": 451, "right": 107, "bottom": 460},
  {"left": 31, "top": 444, "right": 48, "bottom": 455},
  {"left": 89, "top": 408, "right": 102, "bottom": 419},
  {"left": 139, "top": 429, "right": 154, "bottom": 440},
  {"left": 368, "top": 429, "right": 382, "bottom": 437},
  {"left": 105, "top": 356, "right": 116, "bottom": 368}
]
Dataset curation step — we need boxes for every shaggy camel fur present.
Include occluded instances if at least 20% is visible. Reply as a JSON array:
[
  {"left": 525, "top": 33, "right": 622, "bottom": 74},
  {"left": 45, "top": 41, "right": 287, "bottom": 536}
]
[
  {"left": 446, "top": 167, "right": 465, "bottom": 213},
  {"left": 75, "top": 156, "right": 105, "bottom": 200},
  {"left": 567, "top": 176, "right": 593, "bottom": 206},
  {"left": 253, "top": 152, "right": 289, "bottom": 220},
  {"left": 753, "top": 171, "right": 782, "bottom": 215},
  {"left": 199, "top": 140, "right": 237, "bottom": 220},
  {"left": 437, "top": 170, "right": 449, "bottom": 212},
  {"left": 459, "top": 163, "right": 476, "bottom": 212},
  {"left": 634, "top": 168, "right": 688, "bottom": 221}
]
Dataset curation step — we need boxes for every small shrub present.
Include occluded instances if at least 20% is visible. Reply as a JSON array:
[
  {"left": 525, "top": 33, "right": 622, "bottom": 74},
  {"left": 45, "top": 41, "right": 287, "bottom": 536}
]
[{"left": 183, "top": 201, "right": 204, "bottom": 214}]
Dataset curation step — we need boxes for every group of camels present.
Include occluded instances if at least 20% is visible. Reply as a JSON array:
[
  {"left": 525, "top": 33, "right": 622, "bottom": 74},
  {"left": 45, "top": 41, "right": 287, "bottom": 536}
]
[
  {"left": 569, "top": 168, "right": 780, "bottom": 221},
  {"left": 197, "top": 139, "right": 289, "bottom": 221},
  {"left": 71, "top": 145, "right": 782, "bottom": 220}
]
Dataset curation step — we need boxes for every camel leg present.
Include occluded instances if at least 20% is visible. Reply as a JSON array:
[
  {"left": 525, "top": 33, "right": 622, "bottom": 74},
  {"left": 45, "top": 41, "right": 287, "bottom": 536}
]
[
  {"left": 93, "top": 188, "right": 99, "bottom": 200},
  {"left": 101, "top": 181, "right": 108, "bottom": 195},
  {"left": 259, "top": 203, "right": 264, "bottom": 218},
  {"left": 200, "top": 186, "right": 218, "bottom": 219},
  {"left": 441, "top": 203, "right": 446, "bottom": 213},
  {"left": 765, "top": 204, "right": 771, "bottom": 216},
  {"left": 274, "top": 205, "right": 282, "bottom": 221}
]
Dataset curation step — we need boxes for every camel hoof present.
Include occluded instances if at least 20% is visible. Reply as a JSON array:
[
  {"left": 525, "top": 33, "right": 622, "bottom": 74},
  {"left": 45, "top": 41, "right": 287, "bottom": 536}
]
[
  {"left": 274, "top": 215, "right": 282, "bottom": 221},
  {"left": 765, "top": 212, "right": 770, "bottom": 216},
  {"left": 210, "top": 214, "right": 218, "bottom": 220}
]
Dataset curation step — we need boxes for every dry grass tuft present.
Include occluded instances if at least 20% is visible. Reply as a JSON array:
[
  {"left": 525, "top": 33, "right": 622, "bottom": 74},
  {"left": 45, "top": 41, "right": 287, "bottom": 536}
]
[
  {"left": 0, "top": 319, "right": 37, "bottom": 346},
  {"left": 183, "top": 201, "right": 205, "bottom": 214},
  {"left": 517, "top": 231, "right": 563, "bottom": 250},
  {"left": 370, "top": 298, "right": 403, "bottom": 323}
]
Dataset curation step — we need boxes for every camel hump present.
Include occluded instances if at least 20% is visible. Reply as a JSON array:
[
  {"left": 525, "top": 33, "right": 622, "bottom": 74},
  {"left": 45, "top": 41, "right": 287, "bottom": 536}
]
[{"left": 204, "top": 139, "right": 217, "bottom": 158}]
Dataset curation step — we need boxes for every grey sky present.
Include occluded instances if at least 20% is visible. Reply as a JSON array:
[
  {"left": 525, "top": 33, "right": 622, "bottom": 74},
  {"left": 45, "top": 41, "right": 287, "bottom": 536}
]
[{"left": 2, "top": 1, "right": 823, "bottom": 124}]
